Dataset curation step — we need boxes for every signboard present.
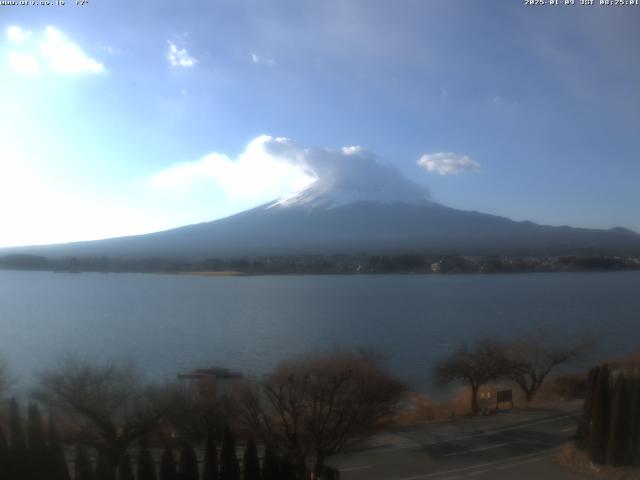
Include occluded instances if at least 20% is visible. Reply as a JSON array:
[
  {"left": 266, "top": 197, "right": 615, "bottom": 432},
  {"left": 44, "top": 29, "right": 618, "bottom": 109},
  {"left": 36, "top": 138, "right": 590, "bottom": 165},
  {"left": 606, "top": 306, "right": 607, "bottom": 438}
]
[
  {"left": 496, "top": 389, "right": 514, "bottom": 409},
  {"left": 497, "top": 389, "right": 512, "bottom": 403}
]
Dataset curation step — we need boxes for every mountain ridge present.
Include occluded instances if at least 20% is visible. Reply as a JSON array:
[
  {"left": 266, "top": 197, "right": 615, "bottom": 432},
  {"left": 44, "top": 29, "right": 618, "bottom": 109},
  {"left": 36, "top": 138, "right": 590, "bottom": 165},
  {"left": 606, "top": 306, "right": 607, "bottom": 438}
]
[{"left": 2, "top": 198, "right": 639, "bottom": 260}]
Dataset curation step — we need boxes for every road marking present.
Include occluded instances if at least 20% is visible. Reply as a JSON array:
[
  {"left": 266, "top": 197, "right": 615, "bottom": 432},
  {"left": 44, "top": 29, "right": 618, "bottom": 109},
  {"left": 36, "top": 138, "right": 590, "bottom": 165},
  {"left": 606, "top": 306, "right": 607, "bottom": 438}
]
[
  {"left": 469, "top": 454, "right": 549, "bottom": 476},
  {"left": 386, "top": 411, "right": 579, "bottom": 451},
  {"left": 562, "top": 427, "right": 576, "bottom": 432},
  {"left": 392, "top": 463, "right": 494, "bottom": 480},
  {"left": 514, "top": 456, "right": 547, "bottom": 466},
  {"left": 468, "top": 470, "right": 492, "bottom": 476},
  {"left": 340, "top": 465, "right": 372, "bottom": 472},
  {"left": 443, "top": 443, "right": 508, "bottom": 457},
  {"left": 390, "top": 446, "right": 560, "bottom": 480}
]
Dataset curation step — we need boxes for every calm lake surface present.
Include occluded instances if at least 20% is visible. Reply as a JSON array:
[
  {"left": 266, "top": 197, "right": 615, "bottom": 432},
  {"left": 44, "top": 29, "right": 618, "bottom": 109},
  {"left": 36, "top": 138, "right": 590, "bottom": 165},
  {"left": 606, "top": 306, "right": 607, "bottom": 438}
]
[{"left": 1, "top": 270, "right": 639, "bottom": 392}]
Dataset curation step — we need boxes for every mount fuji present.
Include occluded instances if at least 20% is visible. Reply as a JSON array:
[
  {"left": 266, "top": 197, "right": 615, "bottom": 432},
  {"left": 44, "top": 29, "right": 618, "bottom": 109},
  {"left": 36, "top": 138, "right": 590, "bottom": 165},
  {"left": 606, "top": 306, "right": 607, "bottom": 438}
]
[
  {"left": 5, "top": 170, "right": 640, "bottom": 260},
  {"left": 3, "top": 136, "right": 639, "bottom": 260}
]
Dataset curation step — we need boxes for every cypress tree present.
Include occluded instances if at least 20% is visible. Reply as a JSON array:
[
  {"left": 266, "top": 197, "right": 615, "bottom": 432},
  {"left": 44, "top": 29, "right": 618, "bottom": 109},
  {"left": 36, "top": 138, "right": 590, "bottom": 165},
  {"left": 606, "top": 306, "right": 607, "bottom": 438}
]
[
  {"left": 28, "top": 402, "right": 47, "bottom": 480},
  {"left": 260, "top": 446, "right": 278, "bottom": 480},
  {"left": 159, "top": 446, "right": 178, "bottom": 480},
  {"left": 48, "top": 413, "right": 71, "bottom": 480},
  {"left": 137, "top": 440, "right": 157, "bottom": 480},
  {"left": 242, "top": 439, "right": 260, "bottom": 480},
  {"left": 179, "top": 442, "right": 199, "bottom": 480},
  {"left": 628, "top": 376, "right": 640, "bottom": 465},
  {"left": 578, "top": 366, "right": 599, "bottom": 448},
  {"left": 220, "top": 425, "right": 240, "bottom": 480},
  {"left": 589, "top": 364, "right": 611, "bottom": 464},
  {"left": 277, "top": 456, "right": 296, "bottom": 480},
  {"left": 201, "top": 430, "right": 218, "bottom": 480},
  {"left": 0, "top": 425, "right": 10, "bottom": 480},
  {"left": 117, "top": 451, "right": 135, "bottom": 480},
  {"left": 9, "top": 398, "right": 27, "bottom": 451},
  {"left": 608, "top": 374, "right": 632, "bottom": 466},
  {"left": 9, "top": 398, "right": 28, "bottom": 479},
  {"left": 96, "top": 454, "right": 114, "bottom": 480},
  {"left": 75, "top": 444, "right": 95, "bottom": 480}
]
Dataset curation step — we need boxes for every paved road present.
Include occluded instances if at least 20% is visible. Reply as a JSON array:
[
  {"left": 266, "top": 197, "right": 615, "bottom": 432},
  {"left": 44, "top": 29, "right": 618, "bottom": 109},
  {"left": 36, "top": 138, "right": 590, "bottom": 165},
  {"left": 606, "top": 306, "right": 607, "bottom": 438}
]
[{"left": 327, "top": 403, "right": 591, "bottom": 480}]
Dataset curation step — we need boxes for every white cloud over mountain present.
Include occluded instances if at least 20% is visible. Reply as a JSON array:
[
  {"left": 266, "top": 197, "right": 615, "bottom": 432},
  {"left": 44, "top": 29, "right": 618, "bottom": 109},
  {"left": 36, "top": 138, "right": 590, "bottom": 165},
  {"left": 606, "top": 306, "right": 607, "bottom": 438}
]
[
  {"left": 149, "top": 136, "right": 314, "bottom": 204},
  {"left": 150, "top": 136, "right": 431, "bottom": 210},
  {"left": 263, "top": 137, "right": 430, "bottom": 208},
  {"left": 417, "top": 152, "right": 480, "bottom": 175}
]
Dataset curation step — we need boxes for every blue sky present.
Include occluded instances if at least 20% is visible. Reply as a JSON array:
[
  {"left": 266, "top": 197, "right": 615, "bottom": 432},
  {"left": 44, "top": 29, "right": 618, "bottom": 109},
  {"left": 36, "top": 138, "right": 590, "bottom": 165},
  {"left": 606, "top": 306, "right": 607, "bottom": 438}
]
[{"left": 1, "top": 1, "right": 639, "bottom": 247}]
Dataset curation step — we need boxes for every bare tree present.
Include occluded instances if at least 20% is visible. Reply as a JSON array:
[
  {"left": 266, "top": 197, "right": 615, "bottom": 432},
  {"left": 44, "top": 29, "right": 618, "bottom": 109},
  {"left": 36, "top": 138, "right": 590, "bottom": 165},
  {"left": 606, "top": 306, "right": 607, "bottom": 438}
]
[
  {"left": 240, "top": 350, "right": 405, "bottom": 478},
  {"left": 159, "top": 381, "right": 239, "bottom": 441},
  {"left": 504, "top": 330, "right": 594, "bottom": 402},
  {"left": 433, "top": 340, "right": 510, "bottom": 415},
  {"left": 33, "top": 356, "right": 169, "bottom": 480}
]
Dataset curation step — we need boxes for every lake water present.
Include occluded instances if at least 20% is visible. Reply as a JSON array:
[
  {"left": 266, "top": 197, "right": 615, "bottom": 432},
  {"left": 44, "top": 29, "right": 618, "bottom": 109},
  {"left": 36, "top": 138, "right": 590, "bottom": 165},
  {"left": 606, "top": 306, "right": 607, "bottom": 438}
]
[{"left": 0, "top": 270, "right": 639, "bottom": 393}]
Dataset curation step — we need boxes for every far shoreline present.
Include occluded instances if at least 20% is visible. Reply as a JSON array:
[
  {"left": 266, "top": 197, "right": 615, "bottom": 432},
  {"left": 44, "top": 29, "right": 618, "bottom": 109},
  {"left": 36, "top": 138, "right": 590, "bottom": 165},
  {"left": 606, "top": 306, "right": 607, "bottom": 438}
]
[
  {"left": 172, "top": 270, "right": 247, "bottom": 277},
  {"left": 1, "top": 267, "right": 640, "bottom": 278},
  {"left": 1, "top": 251, "right": 639, "bottom": 276}
]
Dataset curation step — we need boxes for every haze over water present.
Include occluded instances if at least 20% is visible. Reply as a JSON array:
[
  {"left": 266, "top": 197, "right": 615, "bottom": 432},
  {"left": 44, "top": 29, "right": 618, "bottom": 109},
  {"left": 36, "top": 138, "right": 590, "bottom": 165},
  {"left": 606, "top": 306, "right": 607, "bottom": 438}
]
[{"left": 1, "top": 269, "right": 638, "bottom": 394}]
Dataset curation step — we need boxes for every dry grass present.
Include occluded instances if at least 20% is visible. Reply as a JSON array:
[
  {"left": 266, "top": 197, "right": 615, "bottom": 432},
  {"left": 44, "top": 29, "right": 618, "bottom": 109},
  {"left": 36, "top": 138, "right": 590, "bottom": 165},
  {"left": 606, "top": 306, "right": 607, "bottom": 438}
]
[
  {"left": 511, "top": 373, "right": 587, "bottom": 407},
  {"left": 558, "top": 444, "right": 640, "bottom": 480},
  {"left": 559, "top": 444, "right": 597, "bottom": 474},
  {"left": 393, "top": 390, "right": 473, "bottom": 426},
  {"left": 607, "top": 352, "right": 640, "bottom": 374},
  {"left": 393, "top": 373, "right": 587, "bottom": 427}
]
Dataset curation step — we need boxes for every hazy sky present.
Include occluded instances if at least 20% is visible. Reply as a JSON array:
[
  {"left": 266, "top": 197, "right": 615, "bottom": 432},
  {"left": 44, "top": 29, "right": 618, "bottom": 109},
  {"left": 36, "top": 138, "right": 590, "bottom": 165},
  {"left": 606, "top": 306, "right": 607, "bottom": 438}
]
[{"left": 1, "top": 1, "right": 639, "bottom": 247}]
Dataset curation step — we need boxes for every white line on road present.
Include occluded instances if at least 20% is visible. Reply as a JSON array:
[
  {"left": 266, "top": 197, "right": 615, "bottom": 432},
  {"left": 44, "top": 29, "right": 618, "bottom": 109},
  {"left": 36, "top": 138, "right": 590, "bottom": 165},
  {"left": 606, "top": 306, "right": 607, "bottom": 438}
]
[
  {"left": 391, "top": 446, "right": 560, "bottom": 480},
  {"left": 562, "top": 427, "right": 576, "bottom": 432},
  {"left": 467, "top": 456, "right": 546, "bottom": 476},
  {"left": 386, "top": 412, "right": 579, "bottom": 451},
  {"left": 392, "top": 463, "right": 494, "bottom": 480},
  {"left": 340, "top": 465, "right": 372, "bottom": 472},
  {"left": 515, "top": 456, "right": 548, "bottom": 466},
  {"left": 443, "top": 443, "right": 508, "bottom": 457}
]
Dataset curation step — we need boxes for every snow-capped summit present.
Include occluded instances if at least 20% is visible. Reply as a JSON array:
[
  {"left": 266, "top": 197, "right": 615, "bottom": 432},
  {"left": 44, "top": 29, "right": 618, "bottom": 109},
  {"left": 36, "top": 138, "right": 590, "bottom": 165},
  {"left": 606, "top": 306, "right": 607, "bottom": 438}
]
[{"left": 267, "top": 143, "right": 431, "bottom": 209}]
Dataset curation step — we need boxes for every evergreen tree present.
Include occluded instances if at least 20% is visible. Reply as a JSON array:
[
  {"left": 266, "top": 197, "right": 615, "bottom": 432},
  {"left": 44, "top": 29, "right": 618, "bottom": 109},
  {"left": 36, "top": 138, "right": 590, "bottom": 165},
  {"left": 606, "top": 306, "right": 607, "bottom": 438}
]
[
  {"left": 75, "top": 444, "right": 95, "bottom": 480},
  {"left": 242, "top": 439, "right": 260, "bottom": 480},
  {"left": 578, "top": 366, "right": 599, "bottom": 448},
  {"left": 137, "top": 440, "right": 157, "bottom": 480},
  {"left": 260, "top": 446, "right": 278, "bottom": 480},
  {"left": 179, "top": 442, "right": 199, "bottom": 480},
  {"left": 48, "top": 413, "right": 71, "bottom": 480},
  {"left": 160, "top": 446, "right": 178, "bottom": 480},
  {"left": 28, "top": 402, "right": 48, "bottom": 480},
  {"left": 589, "top": 365, "right": 611, "bottom": 464},
  {"left": 201, "top": 430, "right": 218, "bottom": 480},
  {"left": 607, "top": 374, "right": 631, "bottom": 466},
  {"left": 9, "top": 398, "right": 27, "bottom": 451},
  {"left": 117, "top": 451, "right": 135, "bottom": 480},
  {"left": 627, "top": 377, "right": 640, "bottom": 465},
  {"left": 220, "top": 425, "right": 240, "bottom": 480},
  {"left": 95, "top": 454, "right": 114, "bottom": 480},
  {"left": 9, "top": 398, "right": 28, "bottom": 479},
  {"left": 277, "top": 456, "right": 296, "bottom": 480},
  {"left": 0, "top": 425, "right": 10, "bottom": 480}
]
